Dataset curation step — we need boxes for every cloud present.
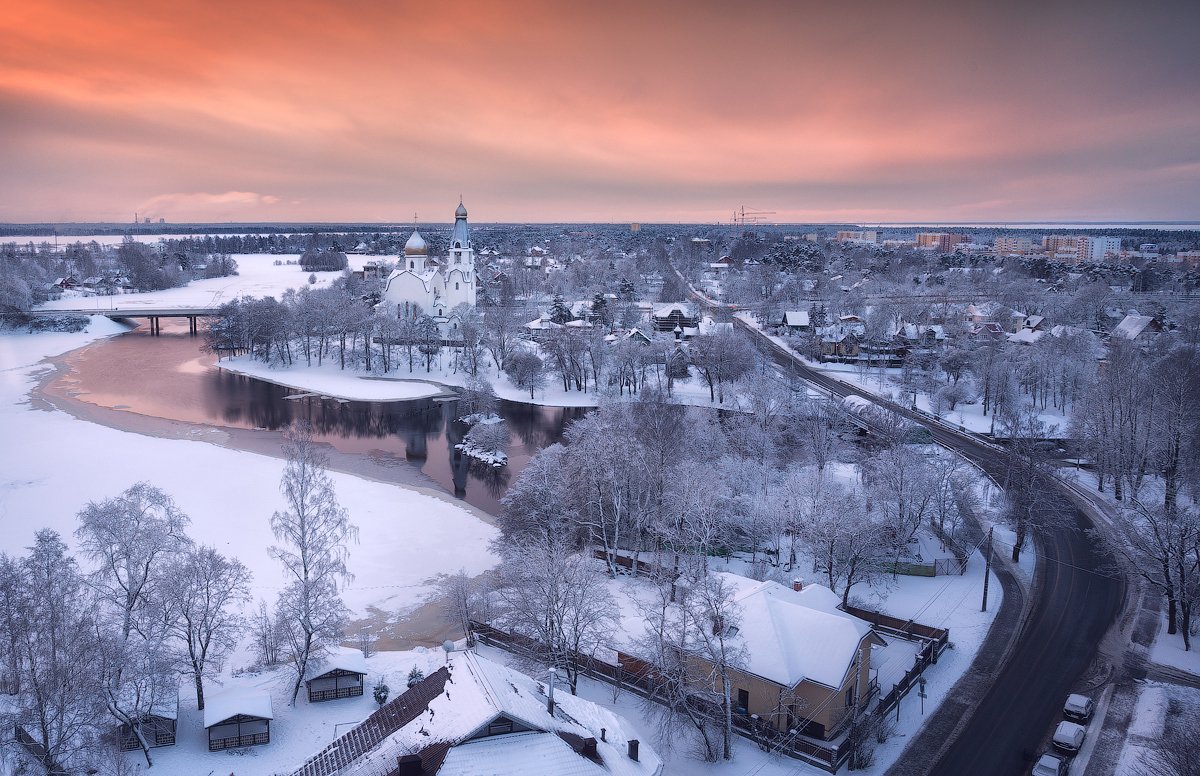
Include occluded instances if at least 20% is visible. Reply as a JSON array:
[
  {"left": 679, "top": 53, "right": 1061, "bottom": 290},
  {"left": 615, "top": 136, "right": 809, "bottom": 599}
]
[{"left": 136, "top": 191, "right": 282, "bottom": 221}]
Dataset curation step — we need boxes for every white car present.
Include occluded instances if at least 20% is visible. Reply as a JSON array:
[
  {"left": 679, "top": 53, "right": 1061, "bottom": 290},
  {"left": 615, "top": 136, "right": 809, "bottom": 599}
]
[
  {"left": 1033, "top": 753, "right": 1070, "bottom": 775},
  {"left": 1053, "top": 721, "right": 1087, "bottom": 753},
  {"left": 1064, "top": 693, "right": 1094, "bottom": 722}
]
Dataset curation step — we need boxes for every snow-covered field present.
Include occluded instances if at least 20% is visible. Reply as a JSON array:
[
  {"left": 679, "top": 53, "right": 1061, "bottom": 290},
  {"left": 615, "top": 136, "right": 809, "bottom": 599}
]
[
  {"left": 0, "top": 318, "right": 498, "bottom": 620},
  {"left": 37, "top": 253, "right": 334, "bottom": 311}
]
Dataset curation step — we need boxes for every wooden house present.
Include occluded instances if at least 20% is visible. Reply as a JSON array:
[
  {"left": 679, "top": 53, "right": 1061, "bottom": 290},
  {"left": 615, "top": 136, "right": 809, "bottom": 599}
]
[
  {"left": 204, "top": 691, "right": 273, "bottom": 751},
  {"left": 117, "top": 690, "right": 179, "bottom": 751},
  {"left": 652, "top": 304, "right": 699, "bottom": 333},
  {"left": 305, "top": 650, "right": 368, "bottom": 703}
]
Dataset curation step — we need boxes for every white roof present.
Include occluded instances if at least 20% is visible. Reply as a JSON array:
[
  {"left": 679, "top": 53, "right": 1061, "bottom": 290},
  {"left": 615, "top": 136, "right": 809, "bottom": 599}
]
[
  {"left": 783, "top": 311, "right": 809, "bottom": 327},
  {"left": 1111, "top": 314, "right": 1154, "bottom": 340},
  {"left": 203, "top": 690, "right": 273, "bottom": 728},
  {"left": 335, "top": 652, "right": 659, "bottom": 776},
  {"left": 305, "top": 646, "right": 369, "bottom": 680},
  {"left": 653, "top": 304, "right": 691, "bottom": 318},
  {"left": 717, "top": 573, "right": 877, "bottom": 688},
  {"left": 1007, "top": 328, "right": 1045, "bottom": 345},
  {"left": 438, "top": 731, "right": 608, "bottom": 776}
]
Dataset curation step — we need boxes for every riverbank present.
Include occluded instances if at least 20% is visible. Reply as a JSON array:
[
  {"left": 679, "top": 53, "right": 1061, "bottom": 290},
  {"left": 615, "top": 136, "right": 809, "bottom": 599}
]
[
  {"left": 5, "top": 317, "right": 500, "bottom": 649},
  {"left": 215, "top": 354, "right": 455, "bottom": 401}
]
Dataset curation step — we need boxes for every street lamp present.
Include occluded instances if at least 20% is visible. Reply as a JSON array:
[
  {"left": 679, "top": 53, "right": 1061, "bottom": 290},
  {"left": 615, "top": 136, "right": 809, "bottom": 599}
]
[{"left": 545, "top": 667, "right": 560, "bottom": 716}]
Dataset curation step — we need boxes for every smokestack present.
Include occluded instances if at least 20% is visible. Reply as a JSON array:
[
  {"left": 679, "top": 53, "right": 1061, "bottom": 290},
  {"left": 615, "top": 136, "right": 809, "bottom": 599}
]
[
  {"left": 792, "top": 579, "right": 803, "bottom": 592},
  {"left": 628, "top": 739, "right": 640, "bottom": 762}
]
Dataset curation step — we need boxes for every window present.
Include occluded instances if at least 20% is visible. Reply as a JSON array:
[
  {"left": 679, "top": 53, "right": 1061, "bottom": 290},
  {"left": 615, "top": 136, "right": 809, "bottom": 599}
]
[
  {"left": 845, "top": 687, "right": 857, "bottom": 707},
  {"left": 736, "top": 689, "right": 749, "bottom": 714},
  {"left": 455, "top": 282, "right": 460, "bottom": 290},
  {"left": 486, "top": 719, "right": 513, "bottom": 736}
]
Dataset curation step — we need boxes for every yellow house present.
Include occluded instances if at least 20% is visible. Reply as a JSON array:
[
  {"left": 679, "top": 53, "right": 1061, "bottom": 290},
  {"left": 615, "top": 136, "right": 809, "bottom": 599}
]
[{"left": 699, "top": 574, "right": 886, "bottom": 741}]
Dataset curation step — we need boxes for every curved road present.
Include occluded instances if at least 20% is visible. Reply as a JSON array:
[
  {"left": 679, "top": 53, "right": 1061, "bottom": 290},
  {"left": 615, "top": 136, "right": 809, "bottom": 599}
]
[{"left": 732, "top": 316, "right": 1126, "bottom": 775}]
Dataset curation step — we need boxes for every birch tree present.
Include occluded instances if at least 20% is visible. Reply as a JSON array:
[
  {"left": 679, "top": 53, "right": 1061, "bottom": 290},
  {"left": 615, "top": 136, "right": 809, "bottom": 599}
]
[{"left": 269, "top": 422, "right": 358, "bottom": 705}]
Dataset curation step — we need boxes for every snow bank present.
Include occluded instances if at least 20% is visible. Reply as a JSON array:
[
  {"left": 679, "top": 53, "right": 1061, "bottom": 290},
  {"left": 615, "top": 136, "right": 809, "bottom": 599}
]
[{"left": 217, "top": 355, "right": 448, "bottom": 402}]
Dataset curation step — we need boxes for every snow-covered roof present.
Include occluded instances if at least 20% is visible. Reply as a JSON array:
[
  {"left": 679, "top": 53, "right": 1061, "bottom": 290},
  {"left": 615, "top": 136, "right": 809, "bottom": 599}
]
[
  {"left": 783, "top": 311, "right": 809, "bottom": 327},
  {"left": 653, "top": 304, "right": 693, "bottom": 318},
  {"left": 1007, "top": 328, "right": 1045, "bottom": 345},
  {"left": 438, "top": 731, "right": 608, "bottom": 776},
  {"left": 203, "top": 690, "right": 273, "bottom": 728},
  {"left": 718, "top": 573, "right": 880, "bottom": 689},
  {"left": 1111, "top": 314, "right": 1155, "bottom": 341},
  {"left": 304, "top": 647, "right": 369, "bottom": 681},
  {"left": 333, "top": 652, "right": 659, "bottom": 776}
]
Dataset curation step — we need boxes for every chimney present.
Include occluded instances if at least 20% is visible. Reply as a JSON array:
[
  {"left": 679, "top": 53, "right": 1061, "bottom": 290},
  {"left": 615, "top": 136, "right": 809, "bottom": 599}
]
[
  {"left": 397, "top": 754, "right": 423, "bottom": 775},
  {"left": 792, "top": 579, "right": 803, "bottom": 592},
  {"left": 600, "top": 727, "right": 607, "bottom": 742},
  {"left": 581, "top": 737, "right": 597, "bottom": 757},
  {"left": 628, "top": 739, "right": 640, "bottom": 762}
]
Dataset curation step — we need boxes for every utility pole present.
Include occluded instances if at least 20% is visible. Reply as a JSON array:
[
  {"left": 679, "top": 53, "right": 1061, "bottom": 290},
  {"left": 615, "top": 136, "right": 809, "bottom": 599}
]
[{"left": 981, "top": 526, "right": 994, "bottom": 611}]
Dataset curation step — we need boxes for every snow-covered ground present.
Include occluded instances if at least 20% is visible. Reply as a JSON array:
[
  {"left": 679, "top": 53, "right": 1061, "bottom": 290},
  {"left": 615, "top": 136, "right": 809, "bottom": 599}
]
[
  {"left": 118, "top": 646, "right": 449, "bottom": 776},
  {"left": 1148, "top": 609, "right": 1200, "bottom": 676},
  {"left": 0, "top": 318, "right": 498, "bottom": 621},
  {"left": 37, "top": 253, "right": 335, "bottom": 311},
  {"left": 217, "top": 355, "right": 450, "bottom": 402}
]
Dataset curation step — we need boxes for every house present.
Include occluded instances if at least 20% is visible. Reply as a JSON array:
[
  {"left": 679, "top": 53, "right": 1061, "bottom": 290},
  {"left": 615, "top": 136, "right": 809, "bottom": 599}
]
[
  {"left": 783, "top": 310, "right": 811, "bottom": 332},
  {"left": 894, "top": 323, "right": 947, "bottom": 349},
  {"left": 287, "top": 651, "right": 661, "bottom": 776},
  {"left": 692, "top": 576, "right": 885, "bottom": 739},
  {"left": 305, "top": 648, "right": 368, "bottom": 703},
  {"left": 605, "top": 328, "right": 653, "bottom": 346},
  {"left": 117, "top": 689, "right": 179, "bottom": 751},
  {"left": 651, "top": 304, "right": 699, "bottom": 333},
  {"left": 204, "top": 690, "right": 273, "bottom": 751},
  {"left": 817, "top": 323, "right": 864, "bottom": 359},
  {"left": 1110, "top": 314, "right": 1160, "bottom": 342},
  {"left": 522, "top": 317, "right": 563, "bottom": 341}
]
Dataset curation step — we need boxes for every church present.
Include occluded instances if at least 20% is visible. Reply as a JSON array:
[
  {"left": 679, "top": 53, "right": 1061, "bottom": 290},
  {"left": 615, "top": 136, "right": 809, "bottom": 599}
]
[{"left": 381, "top": 200, "right": 477, "bottom": 336}]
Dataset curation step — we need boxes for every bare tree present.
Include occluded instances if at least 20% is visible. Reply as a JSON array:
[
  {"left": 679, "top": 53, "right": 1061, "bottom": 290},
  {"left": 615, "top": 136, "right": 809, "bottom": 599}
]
[
  {"left": 505, "top": 349, "right": 546, "bottom": 399},
  {"left": 75, "top": 482, "right": 191, "bottom": 640},
  {"left": 162, "top": 545, "right": 251, "bottom": 710},
  {"left": 1134, "top": 708, "right": 1200, "bottom": 776},
  {"left": 493, "top": 537, "right": 619, "bottom": 695},
  {"left": 440, "top": 569, "right": 478, "bottom": 647},
  {"left": 4, "top": 531, "right": 105, "bottom": 773},
  {"left": 269, "top": 422, "right": 358, "bottom": 705}
]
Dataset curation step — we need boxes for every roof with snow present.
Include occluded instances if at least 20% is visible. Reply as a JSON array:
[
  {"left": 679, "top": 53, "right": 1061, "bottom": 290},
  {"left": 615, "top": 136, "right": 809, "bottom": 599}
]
[
  {"left": 717, "top": 573, "right": 883, "bottom": 689},
  {"left": 437, "top": 731, "right": 609, "bottom": 776},
  {"left": 783, "top": 310, "right": 810, "bottom": 327},
  {"left": 203, "top": 690, "right": 273, "bottom": 728},
  {"left": 318, "top": 652, "right": 660, "bottom": 776},
  {"left": 1111, "top": 314, "right": 1155, "bottom": 340},
  {"left": 304, "top": 647, "right": 369, "bottom": 681},
  {"left": 1007, "top": 328, "right": 1045, "bottom": 345}
]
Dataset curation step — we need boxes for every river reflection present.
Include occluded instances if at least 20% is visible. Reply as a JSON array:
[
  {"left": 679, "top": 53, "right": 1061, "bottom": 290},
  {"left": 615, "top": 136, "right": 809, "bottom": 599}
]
[{"left": 55, "top": 321, "right": 587, "bottom": 514}]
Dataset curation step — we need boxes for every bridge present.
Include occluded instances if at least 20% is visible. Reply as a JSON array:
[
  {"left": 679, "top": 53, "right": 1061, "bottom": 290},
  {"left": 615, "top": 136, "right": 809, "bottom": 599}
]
[{"left": 25, "top": 306, "right": 220, "bottom": 335}]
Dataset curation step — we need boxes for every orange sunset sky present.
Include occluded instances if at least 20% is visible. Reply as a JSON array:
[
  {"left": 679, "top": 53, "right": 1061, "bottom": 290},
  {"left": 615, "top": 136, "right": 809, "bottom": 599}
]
[{"left": 1, "top": 0, "right": 1197, "bottom": 224}]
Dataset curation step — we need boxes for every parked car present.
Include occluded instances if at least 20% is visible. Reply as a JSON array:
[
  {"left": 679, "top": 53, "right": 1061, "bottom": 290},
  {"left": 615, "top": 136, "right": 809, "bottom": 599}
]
[
  {"left": 1033, "top": 752, "right": 1070, "bottom": 775},
  {"left": 1053, "top": 721, "right": 1087, "bottom": 753},
  {"left": 1063, "top": 693, "right": 1094, "bottom": 722}
]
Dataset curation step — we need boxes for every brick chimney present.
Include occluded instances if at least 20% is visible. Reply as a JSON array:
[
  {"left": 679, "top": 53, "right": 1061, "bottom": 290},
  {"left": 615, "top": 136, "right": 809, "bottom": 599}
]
[
  {"left": 792, "top": 578, "right": 803, "bottom": 592},
  {"left": 628, "top": 739, "right": 640, "bottom": 762},
  {"left": 581, "top": 737, "right": 598, "bottom": 757}
]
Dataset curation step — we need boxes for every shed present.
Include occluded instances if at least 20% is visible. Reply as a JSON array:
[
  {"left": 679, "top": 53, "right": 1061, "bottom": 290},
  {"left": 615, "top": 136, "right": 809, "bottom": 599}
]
[
  {"left": 117, "top": 689, "right": 179, "bottom": 751},
  {"left": 305, "top": 650, "right": 368, "bottom": 703},
  {"left": 204, "top": 691, "right": 273, "bottom": 751}
]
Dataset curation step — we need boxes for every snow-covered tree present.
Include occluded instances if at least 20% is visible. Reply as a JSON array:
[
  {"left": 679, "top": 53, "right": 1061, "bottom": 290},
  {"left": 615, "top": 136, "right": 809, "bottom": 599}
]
[
  {"left": 269, "top": 422, "right": 358, "bottom": 705},
  {"left": 493, "top": 537, "right": 618, "bottom": 695},
  {"left": 162, "top": 545, "right": 251, "bottom": 710},
  {"left": 74, "top": 482, "right": 192, "bottom": 640}
]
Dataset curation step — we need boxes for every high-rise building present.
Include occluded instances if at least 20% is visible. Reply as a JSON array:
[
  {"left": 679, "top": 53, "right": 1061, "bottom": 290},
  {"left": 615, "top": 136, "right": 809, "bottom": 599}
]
[
  {"left": 994, "top": 236, "right": 1034, "bottom": 254},
  {"left": 836, "top": 230, "right": 881, "bottom": 244},
  {"left": 915, "top": 232, "right": 967, "bottom": 252},
  {"left": 1077, "top": 236, "right": 1122, "bottom": 263}
]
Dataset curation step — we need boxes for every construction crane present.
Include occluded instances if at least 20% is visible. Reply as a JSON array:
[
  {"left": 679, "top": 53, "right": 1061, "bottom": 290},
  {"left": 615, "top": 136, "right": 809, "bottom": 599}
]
[{"left": 731, "top": 205, "right": 776, "bottom": 226}]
